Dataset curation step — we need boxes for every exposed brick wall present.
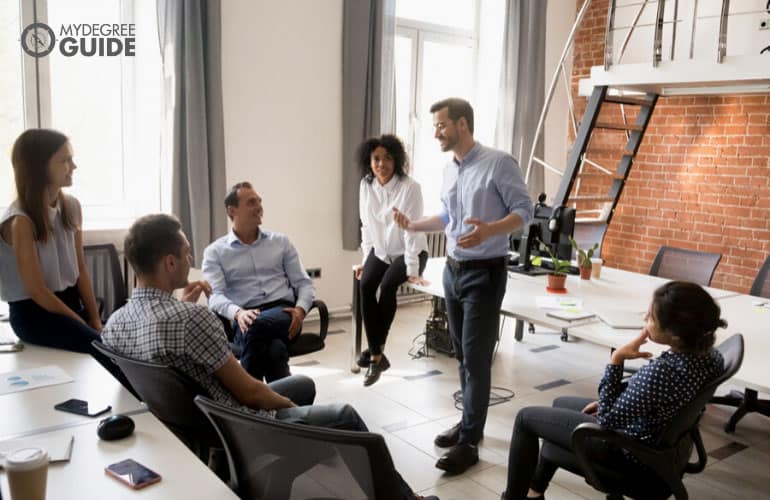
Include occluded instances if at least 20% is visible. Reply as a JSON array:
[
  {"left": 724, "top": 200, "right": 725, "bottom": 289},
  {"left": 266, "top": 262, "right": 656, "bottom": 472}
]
[{"left": 569, "top": 0, "right": 770, "bottom": 293}]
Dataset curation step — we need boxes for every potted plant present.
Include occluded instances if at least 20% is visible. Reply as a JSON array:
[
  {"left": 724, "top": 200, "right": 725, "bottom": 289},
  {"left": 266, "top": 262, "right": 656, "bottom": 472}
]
[
  {"left": 569, "top": 237, "right": 599, "bottom": 280},
  {"left": 540, "top": 242, "right": 571, "bottom": 292}
]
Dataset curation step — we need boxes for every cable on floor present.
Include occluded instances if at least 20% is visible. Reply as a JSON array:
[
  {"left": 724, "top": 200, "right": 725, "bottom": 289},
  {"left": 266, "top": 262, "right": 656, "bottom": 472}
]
[
  {"left": 453, "top": 387, "right": 515, "bottom": 411},
  {"left": 408, "top": 331, "right": 432, "bottom": 359}
]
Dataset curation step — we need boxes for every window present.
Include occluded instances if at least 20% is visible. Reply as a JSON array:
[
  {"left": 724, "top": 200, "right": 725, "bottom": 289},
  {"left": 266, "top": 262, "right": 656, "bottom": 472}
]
[
  {"left": 0, "top": 0, "right": 164, "bottom": 230},
  {"left": 393, "top": 0, "right": 505, "bottom": 214}
]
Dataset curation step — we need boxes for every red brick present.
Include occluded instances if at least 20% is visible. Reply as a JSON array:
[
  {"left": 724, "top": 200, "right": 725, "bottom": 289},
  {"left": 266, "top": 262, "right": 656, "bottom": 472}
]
[{"left": 569, "top": 0, "right": 770, "bottom": 291}]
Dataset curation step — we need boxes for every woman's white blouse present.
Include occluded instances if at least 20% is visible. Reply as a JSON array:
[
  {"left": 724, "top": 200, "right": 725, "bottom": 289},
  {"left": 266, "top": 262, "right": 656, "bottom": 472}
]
[
  {"left": 0, "top": 194, "right": 82, "bottom": 302},
  {"left": 359, "top": 175, "right": 428, "bottom": 277}
]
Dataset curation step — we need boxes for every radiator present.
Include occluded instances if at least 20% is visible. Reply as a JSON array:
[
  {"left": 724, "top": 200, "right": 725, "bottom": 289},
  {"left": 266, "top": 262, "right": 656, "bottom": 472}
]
[{"left": 397, "top": 230, "right": 447, "bottom": 299}]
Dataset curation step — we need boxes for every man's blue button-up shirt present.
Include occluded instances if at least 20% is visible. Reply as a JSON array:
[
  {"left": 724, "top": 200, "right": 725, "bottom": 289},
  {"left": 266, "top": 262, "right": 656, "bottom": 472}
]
[
  {"left": 438, "top": 142, "right": 533, "bottom": 260},
  {"left": 202, "top": 229, "right": 315, "bottom": 320}
]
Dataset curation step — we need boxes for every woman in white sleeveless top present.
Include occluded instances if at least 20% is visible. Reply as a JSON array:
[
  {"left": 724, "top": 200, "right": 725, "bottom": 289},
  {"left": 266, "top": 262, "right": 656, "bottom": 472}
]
[
  {"left": 354, "top": 135, "right": 429, "bottom": 386},
  {"left": 1, "top": 130, "right": 108, "bottom": 356}
]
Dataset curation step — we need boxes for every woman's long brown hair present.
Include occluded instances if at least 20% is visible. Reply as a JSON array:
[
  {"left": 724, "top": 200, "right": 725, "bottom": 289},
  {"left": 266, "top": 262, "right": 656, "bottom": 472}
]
[{"left": 11, "top": 129, "right": 76, "bottom": 242}]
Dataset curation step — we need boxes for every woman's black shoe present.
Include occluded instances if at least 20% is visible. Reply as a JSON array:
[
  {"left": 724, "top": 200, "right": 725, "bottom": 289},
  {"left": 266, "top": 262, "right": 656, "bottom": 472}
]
[
  {"left": 356, "top": 349, "right": 371, "bottom": 368},
  {"left": 363, "top": 355, "right": 390, "bottom": 386}
]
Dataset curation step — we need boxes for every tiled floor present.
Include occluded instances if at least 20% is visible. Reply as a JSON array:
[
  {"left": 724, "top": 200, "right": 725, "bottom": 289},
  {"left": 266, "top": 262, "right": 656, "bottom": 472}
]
[{"left": 292, "top": 301, "right": 770, "bottom": 499}]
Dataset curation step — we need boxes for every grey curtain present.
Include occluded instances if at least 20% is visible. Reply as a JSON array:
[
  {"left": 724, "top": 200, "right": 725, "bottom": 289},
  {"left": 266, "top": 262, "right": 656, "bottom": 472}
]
[
  {"left": 495, "top": 0, "right": 548, "bottom": 200},
  {"left": 341, "top": 0, "right": 396, "bottom": 251},
  {"left": 157, "top": 0, "right": 227, "bottom": 265}
]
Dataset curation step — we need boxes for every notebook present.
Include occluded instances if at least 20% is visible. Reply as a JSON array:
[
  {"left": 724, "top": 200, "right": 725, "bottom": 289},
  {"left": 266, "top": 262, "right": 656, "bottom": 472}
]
[
  {"left": 0, "top": 435, "right": 74, "bottom": 467},
  {"left": 597, "top": 310, "right": 645, "bottom": 329}
]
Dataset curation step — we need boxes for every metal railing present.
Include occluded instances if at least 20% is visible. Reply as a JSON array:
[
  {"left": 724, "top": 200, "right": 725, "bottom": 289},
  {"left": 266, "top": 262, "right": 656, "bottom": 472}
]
[{"left": 524, "top": 0, "right": 769, "bottom": 222}]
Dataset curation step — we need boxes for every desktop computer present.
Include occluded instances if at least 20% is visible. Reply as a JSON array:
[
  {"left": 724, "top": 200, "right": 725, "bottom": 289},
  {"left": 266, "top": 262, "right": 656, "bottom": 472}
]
[{"left": 509, "top": 193, "right": 578, "bottom": 276}]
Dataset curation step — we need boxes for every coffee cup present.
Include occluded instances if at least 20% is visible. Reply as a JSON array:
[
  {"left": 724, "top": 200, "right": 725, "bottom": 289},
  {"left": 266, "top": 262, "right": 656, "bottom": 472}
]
[
  {"left": 590, "top": 258, "right": 603, "bottom": 279},
  {"left": 5, "top": 447, "right": 48, "bottom": 500}
]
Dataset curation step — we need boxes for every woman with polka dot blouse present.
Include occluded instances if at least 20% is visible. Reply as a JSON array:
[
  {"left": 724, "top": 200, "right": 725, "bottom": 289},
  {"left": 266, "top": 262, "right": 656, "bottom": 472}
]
[{"left": 502, "top": 281, "right": 726, "bottom": 500}]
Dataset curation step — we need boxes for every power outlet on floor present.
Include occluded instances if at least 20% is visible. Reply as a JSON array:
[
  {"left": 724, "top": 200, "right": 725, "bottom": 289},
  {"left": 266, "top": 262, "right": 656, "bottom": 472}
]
[{"left": 306, "top": 268, "right": 322, "bottom": 279}]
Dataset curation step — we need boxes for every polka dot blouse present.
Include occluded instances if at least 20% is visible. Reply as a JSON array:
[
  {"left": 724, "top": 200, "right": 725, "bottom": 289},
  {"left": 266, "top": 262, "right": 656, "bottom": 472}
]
[{"left": 597, "top": 349, "right": 725, "bottom": 444}]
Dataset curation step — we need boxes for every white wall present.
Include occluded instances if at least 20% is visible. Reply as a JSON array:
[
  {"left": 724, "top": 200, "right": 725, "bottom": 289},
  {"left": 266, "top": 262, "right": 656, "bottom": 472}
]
[
  {"left": 219, "top": 0, "right": 579, "bottom": 312},
  {"left": 221, "top": 0, "right": 359, "bottom": 313},
  {"left": 543, "top": 0, "right": 578, "bottom": 201}
]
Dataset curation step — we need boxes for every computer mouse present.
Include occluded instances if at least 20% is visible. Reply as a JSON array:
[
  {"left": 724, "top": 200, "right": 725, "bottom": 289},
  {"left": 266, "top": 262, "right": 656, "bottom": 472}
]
[{"left": 97, "top": 414, "right": 135, "bottom": 441}]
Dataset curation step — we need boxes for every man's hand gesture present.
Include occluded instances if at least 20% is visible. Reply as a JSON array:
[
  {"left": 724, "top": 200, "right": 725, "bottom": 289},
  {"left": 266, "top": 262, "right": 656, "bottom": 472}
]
[
  {"left": 457, "top": 218, "right": 491, "bottom": 249},
  {"left": 235, "top": 308, "right": 260, "bottom": 333},
  {"left": 392, "top": 208, "right": 411, "bottom": 230},
  {"left": 181, "top": 280, "right": 212, "bottom": 303}
]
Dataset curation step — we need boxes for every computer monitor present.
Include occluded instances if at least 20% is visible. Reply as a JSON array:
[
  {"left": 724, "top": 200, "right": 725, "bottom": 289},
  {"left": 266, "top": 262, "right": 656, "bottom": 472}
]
[{"left": 510, "top": 194, "right": 576, "bottom": 275}]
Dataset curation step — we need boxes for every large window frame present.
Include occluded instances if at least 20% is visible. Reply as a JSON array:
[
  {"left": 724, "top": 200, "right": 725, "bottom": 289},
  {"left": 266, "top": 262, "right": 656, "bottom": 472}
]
[
  {"left": 394, "top": 7, "right": 480, "bottom": 166},
  {"left": 2, "top": 0, "right": 164, "bottom": 230}
]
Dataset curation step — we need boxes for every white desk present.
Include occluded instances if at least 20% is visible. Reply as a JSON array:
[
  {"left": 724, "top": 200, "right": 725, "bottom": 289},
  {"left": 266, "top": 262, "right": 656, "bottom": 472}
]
[
  {"left": 701, "top": 294, "right": 770, "bottom": 394},
  {"left": 0, "top": 322, "right": 145, "bottom": 439},
  {"left": 0, "top": 413, "right": 237, "bottom": 499},
  {"left": 411, "top": 257, "right": 738, "bottom": 337},
  {"left": 404, "top": 258, "right": 766, "bottom": 393}
]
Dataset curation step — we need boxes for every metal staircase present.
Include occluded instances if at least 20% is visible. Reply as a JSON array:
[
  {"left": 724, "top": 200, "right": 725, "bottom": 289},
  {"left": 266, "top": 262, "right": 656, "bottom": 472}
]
[
  {"left": 553, "top": 85, "right": 658, "bottom": 248},
  {"left": 525, "top": 0, "right": 770, "bottom": 254}
]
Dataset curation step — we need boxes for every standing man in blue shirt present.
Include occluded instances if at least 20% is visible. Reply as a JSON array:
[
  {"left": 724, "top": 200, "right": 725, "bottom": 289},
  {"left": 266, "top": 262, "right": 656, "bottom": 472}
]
[
  {"left": 202, "top": 182, "right": 315, "bottom": 382},
  {"left": 394, "top": 98, "right": 533, "bottom": 475}
]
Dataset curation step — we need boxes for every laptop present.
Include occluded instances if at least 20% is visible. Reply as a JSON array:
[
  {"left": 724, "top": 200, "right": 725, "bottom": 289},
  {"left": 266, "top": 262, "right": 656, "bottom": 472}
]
[{"left": 596, "top": 310, "right": 645, "bottom": 330}]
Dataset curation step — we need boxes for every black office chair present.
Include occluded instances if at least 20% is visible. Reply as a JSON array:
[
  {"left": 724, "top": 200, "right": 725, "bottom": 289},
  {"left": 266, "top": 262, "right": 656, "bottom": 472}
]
[
  {"left": 83, "top": 243, "right": 127, "bottom": 322},
  {"left": 218, "top": 300, "right": 329, "bottom": 358},
  {"left": 91, "top": 341, "right": 223, "bottom": 470},
  {"left": 750, "top": 255, "right": 770, "bottom": 298},
  {"left": 648, "top": 246, "right": 722, "bottom": 287},
  {"left": 549, "top": 334, "right": 744, "bottom": 500},
  {"left": 194, "top": 395, "right": 404, "bottom": 500},
  {"left": 711, "top": 256, "right": 770, "bottom": 432}
]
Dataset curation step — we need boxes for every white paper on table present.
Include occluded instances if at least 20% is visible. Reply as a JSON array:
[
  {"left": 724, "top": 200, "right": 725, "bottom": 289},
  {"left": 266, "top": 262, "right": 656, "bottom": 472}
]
[
  {"left": 535, "top": 296, "right": 583, "bottom": 310},
  {"left": 0, "top": 365, "right": 74, "bottom": 395},
  {"left": 0, "top": 435, "right": 74, "bottom": 467}
]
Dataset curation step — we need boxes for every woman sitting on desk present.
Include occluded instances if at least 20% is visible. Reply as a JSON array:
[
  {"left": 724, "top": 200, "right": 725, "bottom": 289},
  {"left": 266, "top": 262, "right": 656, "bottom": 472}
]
[
  {"left": 354, "top": 134, "right": 429, "bottom": 386},
  {"left": 502, "top": 281, "right": 726, "bottom": 500},
  {"left": 0, "top": 129, "right": 131, "bottom": 389}
]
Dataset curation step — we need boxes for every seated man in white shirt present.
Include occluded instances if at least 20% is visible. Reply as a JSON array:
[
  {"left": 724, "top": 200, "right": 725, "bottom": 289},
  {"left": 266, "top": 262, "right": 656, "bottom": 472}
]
[
  {"left": 202, "top": 182, "right": 314, "bottom": 382},
  {"left": 102, "top": 214, "right": 437, "bottom": 500}
]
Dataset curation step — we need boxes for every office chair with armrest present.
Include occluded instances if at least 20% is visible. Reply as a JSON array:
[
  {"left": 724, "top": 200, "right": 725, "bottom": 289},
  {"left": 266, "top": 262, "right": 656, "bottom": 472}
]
[
  {"left": 648, "top": 246, "right": 722, "bottom": 287},
  {"left": 91, "top": 341, "right": 224, "bottom": 470},
  {"left": 194, "top": 396, "right": 404, "bottom": 500},
  {"left": 218, "top": 299, "right": 329, "bottom": 358},
  {"left": 711, "top": 255, "right": 770, "bottom": 432},
  {"left": 83, "top": 243, "right": 127, "bottom": 322},
  {"left": 553, "top": 334, "right": 743, "bottom": 500}
]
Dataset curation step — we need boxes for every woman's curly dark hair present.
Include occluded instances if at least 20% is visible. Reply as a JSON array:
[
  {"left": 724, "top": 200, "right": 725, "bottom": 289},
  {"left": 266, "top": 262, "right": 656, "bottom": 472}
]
[
  {"left": 356, "top": 134, "right": 409, "bottom": 183},
  {"left": 651, "top": 281, "right": 727, "bottom": 355}
]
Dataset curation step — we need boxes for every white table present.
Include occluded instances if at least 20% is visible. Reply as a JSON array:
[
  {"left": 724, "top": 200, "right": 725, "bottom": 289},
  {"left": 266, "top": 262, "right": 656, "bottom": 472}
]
[
  {"left": 0, "top": 322, "right": 145, "bottom": 439},
  {"left": 411, "top": 257, "right": 738, "bottom": 339},
  {"left": 403, "top": 258, "right": 767, "bottom": 393},
  {"left": 0, "top": 413, "right": 237, "bottom": 499},
  {"left": 703, "top": 294, "right": 770, "bottom": 394}
]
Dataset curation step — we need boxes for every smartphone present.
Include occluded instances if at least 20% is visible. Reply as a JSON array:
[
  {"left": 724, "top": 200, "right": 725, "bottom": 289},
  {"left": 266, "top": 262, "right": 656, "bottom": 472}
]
[
  {"left": 54, "top": 398, "right": 111, "bottom": 417},
  {"left": 105, "top": 459, "right": 162, "bottom": 490}
]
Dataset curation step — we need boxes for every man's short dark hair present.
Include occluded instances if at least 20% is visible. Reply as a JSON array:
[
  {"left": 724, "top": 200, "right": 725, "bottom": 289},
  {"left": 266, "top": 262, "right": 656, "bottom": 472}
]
[
  {"left": 429, "top": 97, "right": 474, "bottom": 134},
  {"left": 224, "top": 181, "right": 253, "bottom": 210},
  {"left": 124, "top": 214, "right": 185, "bottom": 276}
]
